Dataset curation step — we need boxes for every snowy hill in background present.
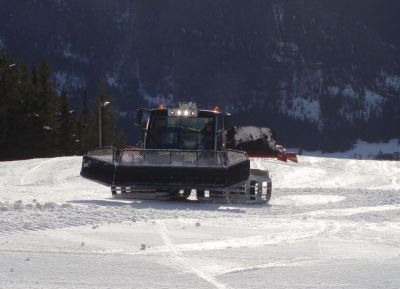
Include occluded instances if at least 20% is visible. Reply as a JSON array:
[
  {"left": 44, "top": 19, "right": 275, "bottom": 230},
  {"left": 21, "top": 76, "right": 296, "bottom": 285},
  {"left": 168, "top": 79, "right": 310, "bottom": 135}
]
[
  {"left": 0, "top": 0, "right": 399, "bottom": 150},
  {"left": 0, "top": 156, "right": 399, "bottom": 288},
  {"left": 294, "top": 139, "right": 400, "bottom": 160}
]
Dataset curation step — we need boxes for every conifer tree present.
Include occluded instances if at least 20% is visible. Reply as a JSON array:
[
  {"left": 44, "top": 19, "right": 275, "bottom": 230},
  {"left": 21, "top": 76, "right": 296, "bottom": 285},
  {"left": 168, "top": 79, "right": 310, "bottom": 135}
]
[
  {"left": 0, "top": 51, "right": 28, "bottom": 158},
  {"left": 77, "top": 89, "right": 91, "bottom": 153},
  {"left": 57, "top": 87, "right": 76, "bottom": 155},
  {"left": 38, "top": 60, "right": 58, "bottom": 155},
  {"left": 19, "top": 64, "right": 39, "bottom": 156}
]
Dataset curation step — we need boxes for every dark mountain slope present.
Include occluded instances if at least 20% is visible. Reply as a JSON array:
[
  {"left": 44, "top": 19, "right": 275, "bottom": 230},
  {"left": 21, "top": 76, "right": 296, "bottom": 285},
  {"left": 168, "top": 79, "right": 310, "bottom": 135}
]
[{"left": 1, "top": 0, "right": 399, "bottom": 150}]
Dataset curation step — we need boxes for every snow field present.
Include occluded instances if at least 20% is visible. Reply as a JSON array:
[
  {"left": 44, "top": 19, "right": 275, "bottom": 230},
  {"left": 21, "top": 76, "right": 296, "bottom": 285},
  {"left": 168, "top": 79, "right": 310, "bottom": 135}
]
[{"left": 0, "top": 156, "right": 399, "bottom": 288}]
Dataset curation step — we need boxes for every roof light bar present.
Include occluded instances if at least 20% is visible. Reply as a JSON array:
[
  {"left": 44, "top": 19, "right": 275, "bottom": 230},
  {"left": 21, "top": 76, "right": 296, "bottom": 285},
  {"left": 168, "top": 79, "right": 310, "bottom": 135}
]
[{"left": 168, "top": 102, "right": 198, "bottom": 117}]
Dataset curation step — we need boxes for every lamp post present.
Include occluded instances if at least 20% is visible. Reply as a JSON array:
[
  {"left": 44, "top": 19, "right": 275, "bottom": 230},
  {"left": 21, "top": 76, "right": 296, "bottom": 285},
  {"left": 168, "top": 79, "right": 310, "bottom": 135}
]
[
  {"left": 0, "top": 63, "right": 16, "bottom": 83},
  {"left": 99, "top": 101, "right": 110, "bottom": 148},
  {"left": 0, "top": 63, "right": 16, "bottom": 72}
]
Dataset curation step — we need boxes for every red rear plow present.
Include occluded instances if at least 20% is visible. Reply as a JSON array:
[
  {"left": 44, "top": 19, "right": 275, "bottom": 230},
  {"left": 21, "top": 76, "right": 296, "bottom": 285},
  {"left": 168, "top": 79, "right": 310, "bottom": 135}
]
[{"left": 246, "top": 150, "right": 298, "bottom": 163}]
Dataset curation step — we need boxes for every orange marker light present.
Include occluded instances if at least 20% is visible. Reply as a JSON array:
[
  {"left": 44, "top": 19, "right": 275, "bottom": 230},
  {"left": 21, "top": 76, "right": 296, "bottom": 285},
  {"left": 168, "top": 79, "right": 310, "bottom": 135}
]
[
  {"left": 159, "top": 104, "right": 165, "bottom": 109},
  {"left": 213, "top": 106, "right": 221, "bottom": 113}
]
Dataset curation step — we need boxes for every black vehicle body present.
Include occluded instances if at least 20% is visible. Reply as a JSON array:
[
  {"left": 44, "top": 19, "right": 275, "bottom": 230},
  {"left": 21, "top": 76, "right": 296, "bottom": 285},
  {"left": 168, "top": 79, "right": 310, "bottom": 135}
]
[{"left": 81, "top": 104, "right": 271, "bottom": 203}]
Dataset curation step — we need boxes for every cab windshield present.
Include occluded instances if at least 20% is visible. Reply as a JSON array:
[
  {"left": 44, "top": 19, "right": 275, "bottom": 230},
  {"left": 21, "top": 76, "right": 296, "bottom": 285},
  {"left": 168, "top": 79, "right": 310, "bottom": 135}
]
[{"left": 146, "top": 115, "right": 215, "bottom": 150}]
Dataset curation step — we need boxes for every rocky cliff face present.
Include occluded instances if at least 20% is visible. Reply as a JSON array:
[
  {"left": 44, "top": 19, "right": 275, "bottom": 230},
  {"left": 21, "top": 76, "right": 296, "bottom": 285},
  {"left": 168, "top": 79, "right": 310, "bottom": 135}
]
[{"left": 1, "top": 0, "right": 399, "bottom": 150}]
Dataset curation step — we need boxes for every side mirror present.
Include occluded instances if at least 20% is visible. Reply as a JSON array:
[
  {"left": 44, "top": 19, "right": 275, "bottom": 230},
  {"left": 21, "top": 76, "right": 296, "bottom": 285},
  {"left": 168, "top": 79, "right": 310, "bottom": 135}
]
[
  {"left": 134, "top": 109, "right": 143, "bottom": 127},
  {"left": 223, "top": 113, "right": 233, "bottom": 130},
  {"left": 135, "top": 108, "right": 150, "bottom": 130}
]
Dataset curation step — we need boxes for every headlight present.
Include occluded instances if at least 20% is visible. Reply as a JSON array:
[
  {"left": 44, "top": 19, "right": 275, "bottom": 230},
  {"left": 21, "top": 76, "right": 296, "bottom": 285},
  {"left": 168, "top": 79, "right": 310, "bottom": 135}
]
[{"left": 168, "top": 103, "right": 198, "bottom": 117}]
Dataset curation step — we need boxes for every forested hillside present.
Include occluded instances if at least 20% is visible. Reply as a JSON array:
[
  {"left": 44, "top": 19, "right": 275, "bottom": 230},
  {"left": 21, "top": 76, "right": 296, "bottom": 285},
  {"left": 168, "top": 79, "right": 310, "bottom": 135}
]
[
  {"left": 0, "top": 50, "right": 124, "bottom": 160},
  {"left": 1, "top": 0, "right": 400, "bottom": 151}
]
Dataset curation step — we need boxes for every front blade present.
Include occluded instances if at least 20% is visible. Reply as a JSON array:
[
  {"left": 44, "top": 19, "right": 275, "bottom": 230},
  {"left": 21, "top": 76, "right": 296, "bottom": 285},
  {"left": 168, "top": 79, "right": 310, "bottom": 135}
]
[{"left": 80, "top": 147, "right": 116, "bottom": 186}]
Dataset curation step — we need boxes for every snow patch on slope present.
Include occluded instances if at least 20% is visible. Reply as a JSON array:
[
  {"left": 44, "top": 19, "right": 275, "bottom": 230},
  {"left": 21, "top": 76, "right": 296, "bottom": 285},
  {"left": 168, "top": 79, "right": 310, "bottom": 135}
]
[
  {"left": 53, "top": 71, "right": 87, "bottom": 95},
  {"left": 338, "top": 86, "right": 385, "bottom": 121},
  {"left": 364, "top": 88, "right": 385, "bottom": 116},
  {"left": 106, "top": 72, "right": 120, "bottom": 88},
  {"left": 342, "top": 84, "right": 357, "bottom": 98},
  {"left": 327, "top": 86, "right": 340, "bottom": 96},
  {"left": 144, "top": 94, "right": 174, "bottom": 107},
  {"left": 63, "top": 43, "right": 88, "bottom": 64},
  {"left": 281, "top": 97, "right": 321, "bottom": 123},
  {"left": 114, "top": 10, "right": 135, "bottom": 25},
  {"left": 137, "top": 69, "right": 175, "bottom": 107},
  {"left": 378, "top": 71, "right": 400, "bottom": 91},
  {"left": 294, "top": 139, "right": 400, "bottom": 160}
]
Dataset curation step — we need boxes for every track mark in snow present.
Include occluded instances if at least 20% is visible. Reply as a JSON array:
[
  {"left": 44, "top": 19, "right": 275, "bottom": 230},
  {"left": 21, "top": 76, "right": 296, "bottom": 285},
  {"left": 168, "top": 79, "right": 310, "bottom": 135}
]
[
  {"left": 302, "top": 204, "right": 400, "bottom": 217},
  {"left": 216, "top": 259, "right": 317, "bottom": 275},
  {"left": 157, "top": 221, "right": 234, "bottom": 289},
  {"left": 20, "top": 158, "right": 56, "bottom": 186},
  {"left": 272, "top": 194, "right": 345, "bottom": 206},
  {"left": 153, "top": 219, "right": 330, "bottom": 254}
]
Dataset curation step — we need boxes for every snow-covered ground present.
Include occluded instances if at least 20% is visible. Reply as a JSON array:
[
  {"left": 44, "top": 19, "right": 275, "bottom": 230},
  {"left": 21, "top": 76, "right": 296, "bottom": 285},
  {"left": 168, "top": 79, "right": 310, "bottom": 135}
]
[{"left": 1, "top": 156, "right": 400, "bottom": 288}]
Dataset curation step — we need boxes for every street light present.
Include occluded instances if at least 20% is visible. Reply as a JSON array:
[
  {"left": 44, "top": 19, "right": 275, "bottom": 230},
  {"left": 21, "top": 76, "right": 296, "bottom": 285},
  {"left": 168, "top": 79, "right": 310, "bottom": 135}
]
[
  {"left": 0, "top": 63, "right": 16, "bottom": 83},
  {"left": 99, "top": 101, "right": 110, "bottom": 148},
  {"left": 0, "top": 63, "right": 16, "bottom": 72}
]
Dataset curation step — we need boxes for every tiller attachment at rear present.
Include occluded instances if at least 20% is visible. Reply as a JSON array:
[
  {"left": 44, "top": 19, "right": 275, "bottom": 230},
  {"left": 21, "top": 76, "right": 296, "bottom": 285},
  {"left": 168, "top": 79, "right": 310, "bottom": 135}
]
[{"left": 231, "top": 126, "right": 298, "bottom": 163}]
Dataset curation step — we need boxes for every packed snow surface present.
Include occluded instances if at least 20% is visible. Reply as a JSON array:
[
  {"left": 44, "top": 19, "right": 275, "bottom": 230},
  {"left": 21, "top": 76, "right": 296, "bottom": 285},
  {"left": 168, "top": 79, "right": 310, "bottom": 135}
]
[{"left": 1, "top": 156, "right": 400, "bottom": 288}]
